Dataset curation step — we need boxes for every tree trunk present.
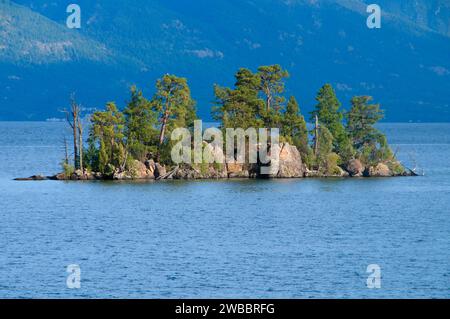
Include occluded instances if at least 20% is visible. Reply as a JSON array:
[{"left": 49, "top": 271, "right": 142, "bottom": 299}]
[
  {"left": 72, "top": 117, "right": 79, "bottom": 169},
  {"left": 64, "top": 95, "right": 81, "bottom": 170},
  {"left": 159, "top": 111, "right": 169, "bottom": 146},
  {"left": 265, "top": 88, "right": 272, "bottom": 113},
  {"left": 110, "top": 137, "right": 115, "bottom": 165},
  {"left": 77, "top": 118, "right": 83, "bottom": 172},
  {"left": 314, "top": 115, "right": 319, "bottom": 156}
]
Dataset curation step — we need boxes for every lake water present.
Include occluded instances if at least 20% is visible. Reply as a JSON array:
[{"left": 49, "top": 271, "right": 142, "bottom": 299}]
[{"left": 0, "top": 122, "right": 449, "bottom": 299}]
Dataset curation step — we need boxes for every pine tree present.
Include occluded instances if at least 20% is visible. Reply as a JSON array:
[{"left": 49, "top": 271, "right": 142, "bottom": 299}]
[
  {"left": 316, "top": 126, "right": 334, "bottom": 171},
  {"left": 212, "top": 68, "right": 264, "bottom": 129},
  {"left": 123, "top": 86, "right": 159, "bottom": 161},
  {"left": 151, "top": 74, "right": 197, "bottom": 161},
  {"left": 257, "top": 65, "right": 289, "bottom": 128},
  {"left": 311, "top": 84, "right": 353, "bottom": 161},
  {"left": 346, "top": 96, "right": 391, "bottom": 164},
  {"left": 282, "top": 96, "right": 311, "bottom": 161},
  {"left": 89, "top": 102, "right": 126, "bottom": 174}
]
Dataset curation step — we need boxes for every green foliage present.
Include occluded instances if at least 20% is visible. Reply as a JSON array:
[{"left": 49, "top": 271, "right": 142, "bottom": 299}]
[
  {"left": 83, "top": 140, "right": 99, "bottom": 171},
  {"left": 89, "top": 102, "right": 126, "bottom": 174},
  {"left": 124, "top": 86, "right": 159, "bottom": 161},
  {"left": 311, "top": 84, "right": 353, "bottom": 160},
  {"left": 302, "top": 147, "right": 315, "bottom": 170},
  {"left": 212, "top": 68, "right": 264, "bottom": 129},
  {"left": 62, "top": 162, "right": 75, "bottom": 178},
  {"left": 0, "top": 1, "right": 111, "bottom": 65},
  {"left": 257, "top": 65, "right": 289, "bottom": 128},
  {"left": 69, "top": 66, "right": 400, "bottom": 176},
  {"left": 347, "top": 96, "right": 390, "bottom": 165},
  {"left": 213, "top": 162, "right": 224, "bottom": 171},
  {"left": 315, "top": 126, "right": 334, "bottom": 171},
  {"left": 152, "top": 74, "right": 197, "bottom": 140},
  {"left": 387, "top": 160, "right": 405, "bottom": 175},
  {"left": 312, "top": 127, "right": 342, "bottom": 175},
  {"left": 213, "top": 65, "right": 290, "bottom": 131},
  {"left": 196, "top": 161, "right": 210, "bottom": 175},
  {"left": 125, "top": 157, "right": 142, "bottom": 179},
  {"left": 149, "top": 74, "right": 197, "bottom": 163},
  {"left": 282, "top": 96, "right": 311, "bottom": 160},
  {"left": 324, "top": 152, "right": 342, "bottom": 176}
]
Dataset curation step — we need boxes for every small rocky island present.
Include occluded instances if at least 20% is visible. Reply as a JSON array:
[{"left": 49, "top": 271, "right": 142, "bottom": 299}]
[
  {"left": 16, "top": 143, "right": 413, "bottom": 182},
  {"left": 16, "top": 65, "right": 416, "bottom": 182}
]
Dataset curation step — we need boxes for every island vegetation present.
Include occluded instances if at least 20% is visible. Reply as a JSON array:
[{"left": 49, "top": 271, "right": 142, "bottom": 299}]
[{"left": 16, "top": 65, "right": 414, "bottom": 181}]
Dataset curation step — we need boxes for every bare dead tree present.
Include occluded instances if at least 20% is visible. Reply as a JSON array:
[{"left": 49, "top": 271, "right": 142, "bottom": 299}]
[
  {"left": 314, "top": 115, "right": 320, "bottom": 156},
  {"left": 63, "top": 94, "right": 82, "bottom": 170},
  {"left": 408, "top": 151, "right": 418, "bottom": 171},
  {"left": 77, "top": 115, "right": 84, "bottom": 172}
]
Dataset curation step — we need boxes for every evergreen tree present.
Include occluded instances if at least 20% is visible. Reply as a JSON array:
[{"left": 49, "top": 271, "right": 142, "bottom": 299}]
[
  {"left": 346, "top": 96, "right": 391, "bottom": 164},
  {"left": 282, "top": 96, "right": 311, "bottom": 161},
  {"left": 151, "top": 74, "right": 197, "bottom": 161},
  {"left": 124, "top": 86, "right": 159, "bottom": 161},
  {"left": 212, "top": 68, "right": 264, "bottom": 129},
  {"left": 316, "top": 126, "right": 334, "bottom": 171},
  {"left": 311, "top": 84, "right": 352, "bottom": 161},
  {"left": 89, "top": 102, "right": 126, "bottom": 174},
  {"left": 152, "top": 75, "right": 196, "bottom": 145},
  {"left": 257, "top": 65, "right": 289, "bottom": 128}
]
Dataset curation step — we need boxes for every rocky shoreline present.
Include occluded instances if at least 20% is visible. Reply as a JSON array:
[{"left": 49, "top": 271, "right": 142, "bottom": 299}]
[{"left": 15, "top": 143, "right": 417, "bottom": 181}]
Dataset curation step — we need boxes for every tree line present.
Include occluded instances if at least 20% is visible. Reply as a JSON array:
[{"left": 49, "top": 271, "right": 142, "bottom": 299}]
[{"left": 63, "top": 65, "right": 396, "bottom": 176}]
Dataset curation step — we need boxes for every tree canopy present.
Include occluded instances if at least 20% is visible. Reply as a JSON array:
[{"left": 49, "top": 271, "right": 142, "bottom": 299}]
[{"left": 67, "top": 66, "right": 396, "bottom": 177}]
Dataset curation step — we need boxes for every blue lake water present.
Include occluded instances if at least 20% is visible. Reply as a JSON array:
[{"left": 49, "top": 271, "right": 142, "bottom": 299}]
[{"left": 0, "top": 122, "right": 449, "bottom": 298}]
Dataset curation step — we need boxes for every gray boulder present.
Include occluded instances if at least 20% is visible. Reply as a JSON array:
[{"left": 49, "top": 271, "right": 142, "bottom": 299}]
[
  {"left": 276, "top": 143, "right": 305, "bottom": 178},
  {"left": 346, "top": 159, "right": 364, "bottom": 177},
  {"left": 154, "top": 163, "right": 167, "bottom": 178},
  {"left": 366, "top": 163, "right": 392, "bottom": 177},
  {"left": 128, "top": 160, "right": 154, "bottom": 179}
]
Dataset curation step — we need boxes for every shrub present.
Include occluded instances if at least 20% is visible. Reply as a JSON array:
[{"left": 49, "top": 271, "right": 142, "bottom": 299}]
[{"left": 62, "top": 162, "right": 75, "bottom": 177}]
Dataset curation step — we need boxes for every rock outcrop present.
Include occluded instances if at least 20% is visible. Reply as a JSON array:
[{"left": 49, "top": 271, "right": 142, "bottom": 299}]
[
  {"left": 226, "top": 163, "right": 249, "bottom": 178},
  {"left": 15, "top": 144, "right": 416, "bottom": 181},
  {"left": 14, "top": 175, "right": 47, "bottom": 181},
  {"left": 154, "top": 163, "right": 167, "bottom": 179},
  {"left": 346, "top": 159, "right": 364, "bottom": 177},
  {"left": 365, "top": 163, "right": 392, "bottom": 177},
  {"left": 128, "top": 160, "right": 154, "bottom": 179},
  {"left": 276, "top": 143, "right": 305, "bottom": 178}
]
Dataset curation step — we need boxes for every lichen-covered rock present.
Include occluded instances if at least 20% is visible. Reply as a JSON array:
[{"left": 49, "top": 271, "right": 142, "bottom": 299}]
[
  {"left": 154, "top": 163, "right": 167, "bottom": 178},
  {"left": 94, "top": 172, "right": 104, "bottom": 180},
  {"left": 53, "top": 173, "right": 67, "bottom": 180},
  {"left": 145, "top": 159, "right": 156, "bottom": 174},
  {"left": 304, "top": 169, "right": 321, "bottom": 178},
  {"left": 366, "top": 163, "right": 392, "bottom": 177},
  {"left": 113, "top": 171, "right": 132, "bottom": 180},
  {"left": 172, "top": 166, "right": 201, "bottom": 179},
  {"left": 68, "top": 169, "right": 95, "bottom": 180},
  {"left": 209, "top": 165, "right": 228, "bottom": 179},
  {"left": 228, "top": 170, "right": 250, "bottom": 178},
  {"left": 346, "top": 159, "right": 364, "bottom": 177},
  {"left": 386, "top": 160, "right": 406, "bottom": 176},
  {"left": 170, "top": 164, "right": 228, "bottom": 180},
  {"left": 227, "top": 163, "right": 244, "bottom": 174},
  {"left": 226, "top": 162, "right": 251, "bottom": 178},
  {"left": 14, "top": 175, "right": 47, "bottom": 181},
  {"left": 276, "top": 143, "right": 305, "bottom": 178},
  {"left": 128, "top": 160, "right": 154, "bottom": 179},
  {"left": 335, "top": 166, "right": 350, "bottom": 177}
]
